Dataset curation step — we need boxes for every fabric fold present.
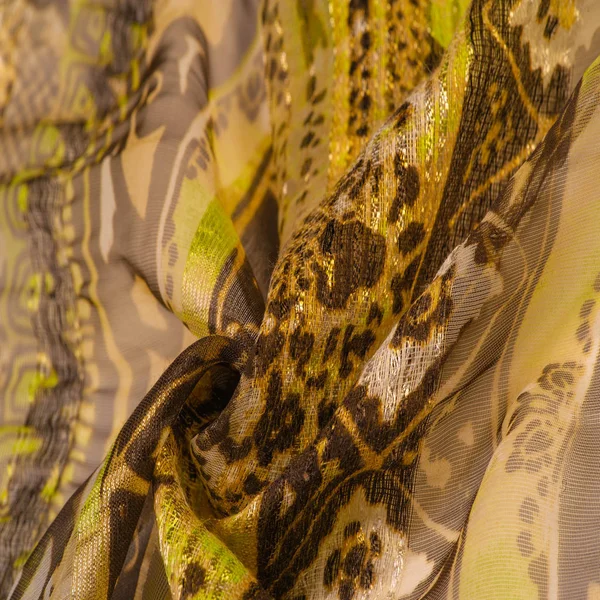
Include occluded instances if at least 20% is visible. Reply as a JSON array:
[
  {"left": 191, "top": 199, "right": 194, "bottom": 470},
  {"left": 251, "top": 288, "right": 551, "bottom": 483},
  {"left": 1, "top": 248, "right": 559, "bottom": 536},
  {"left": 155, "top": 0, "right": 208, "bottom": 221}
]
[{"left": 3, "top": 0, "right": 600, "bottom": 599}]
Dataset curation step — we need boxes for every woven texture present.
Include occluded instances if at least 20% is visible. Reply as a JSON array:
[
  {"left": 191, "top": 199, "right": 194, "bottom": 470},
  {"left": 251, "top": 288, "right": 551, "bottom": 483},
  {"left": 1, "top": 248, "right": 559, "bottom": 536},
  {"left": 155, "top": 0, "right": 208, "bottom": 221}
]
[{"left": 2, "top": 0, "right": 600, "bottom": 598}]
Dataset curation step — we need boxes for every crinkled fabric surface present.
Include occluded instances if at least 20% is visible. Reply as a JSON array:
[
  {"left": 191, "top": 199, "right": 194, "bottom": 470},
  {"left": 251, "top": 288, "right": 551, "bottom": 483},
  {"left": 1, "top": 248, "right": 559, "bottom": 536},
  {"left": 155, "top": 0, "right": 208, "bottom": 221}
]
[{"left": 2, "top": 0, "right": 600, "bottom": 598}]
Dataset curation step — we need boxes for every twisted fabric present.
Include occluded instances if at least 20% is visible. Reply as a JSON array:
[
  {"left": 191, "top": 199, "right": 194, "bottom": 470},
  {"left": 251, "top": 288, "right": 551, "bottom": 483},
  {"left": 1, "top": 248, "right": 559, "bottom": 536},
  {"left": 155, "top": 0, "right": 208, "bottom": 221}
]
[{"left": 2, "top": 0, "right": 600, "bottom": 598}]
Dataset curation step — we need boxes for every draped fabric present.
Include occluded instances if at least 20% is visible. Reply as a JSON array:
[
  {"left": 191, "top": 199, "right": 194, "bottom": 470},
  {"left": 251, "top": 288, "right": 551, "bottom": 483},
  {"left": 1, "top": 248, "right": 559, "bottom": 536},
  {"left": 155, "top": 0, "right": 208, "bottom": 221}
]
[{"left": 2, "top": 0, "right": 600, "bottom": 597}]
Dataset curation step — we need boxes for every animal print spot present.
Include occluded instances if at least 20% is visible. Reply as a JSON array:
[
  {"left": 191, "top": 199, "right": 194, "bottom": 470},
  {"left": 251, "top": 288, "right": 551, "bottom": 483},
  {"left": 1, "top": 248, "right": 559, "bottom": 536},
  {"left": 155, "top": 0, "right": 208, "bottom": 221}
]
[
  {"left": 323, "top": 522, "right": 382, "bottom": 598},
  {"left": 517, "top": 530, "right": 534, "bottom": 557},
  {"left": 181, "top": 563, "right": 206, "bottom": 597},
  {"left": 394, "top": 101, "right": 412, "bottom": 129},
  {"left": 390, "top": 255, "right": 421, "bottom": 315},
  {"left": 339, "top": 326, "right": 376, "bottom": 379},
  {"left": 306, "top": 76, "right": 316, "bottom": 100},
  {"left": 388, "top": 163, "right": 421, "bottom": 223},
  {"left": 397, "top": 222, "right": 426, "bottom": 255},
  {"left": 544, "top": 15, "right": 558, "bottom": 39},
  {"left": 244, "top": 473, "right": 265, "bottom": 495},
  {"left": 359, "top": 94, "right": 371, "bottom": 111},
  {"left": 367, "top": 302, "right": 383, "bottom": 326},
  {"left": 467, "top": 220, "right": 510, "bottom": 265},
  {"left": 289, "top": 328, "right": 315, "bottom": 376},
  {"left": 323, "top": 328, "right": 341, "bottom": 362},
  {"left": 576, "top": 321, "right": 590, "bottom": 342},
  {"left": 219, "top": 434, "right": 252, "bottom": 462},
  {"left": 255, "top": 323, "right": 285, "bottom": 377},
  {"left": 344, "top": 521, "right": 361, "bottom": 538},
  {"left": 306, "top": 371, "right": 327, "bottom": 389},
  {"left": 254, "top": 371, "right": 306, "bottom": 466},
  {"left": 536, "top": 0, "right": 550, "bottom": 20},
  {"left": 528, "top": 553, "right": 549, "bottom": 596},
  {"left": 580, "top": 299, "right": 595, "bottom": 319},
  {"left": 313, "top": 219, "right": 386, "bottom": 309},
  {"left": 318, "top": 396, "right": 337, "bottom": 429},
  {"left": 324, "top": 549, "right": 341, "bottom": 587},
  {"left": 519, "top": 497, "right": 539, "bottom": 524}
]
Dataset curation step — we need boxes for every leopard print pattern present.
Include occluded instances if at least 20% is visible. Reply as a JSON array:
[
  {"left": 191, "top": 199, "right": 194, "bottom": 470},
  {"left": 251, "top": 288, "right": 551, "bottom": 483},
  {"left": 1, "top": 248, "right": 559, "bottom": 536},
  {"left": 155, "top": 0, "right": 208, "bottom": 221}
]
[{"left": 192, "top": 0, "right": 583, "bottom": 518}]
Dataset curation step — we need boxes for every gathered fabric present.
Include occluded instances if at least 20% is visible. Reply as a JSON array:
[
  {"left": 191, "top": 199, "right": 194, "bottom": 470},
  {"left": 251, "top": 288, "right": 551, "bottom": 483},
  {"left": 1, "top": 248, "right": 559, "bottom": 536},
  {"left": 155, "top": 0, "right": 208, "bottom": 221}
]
[{"left": 2, "top": 0, "right": 600, "bottom": 598}]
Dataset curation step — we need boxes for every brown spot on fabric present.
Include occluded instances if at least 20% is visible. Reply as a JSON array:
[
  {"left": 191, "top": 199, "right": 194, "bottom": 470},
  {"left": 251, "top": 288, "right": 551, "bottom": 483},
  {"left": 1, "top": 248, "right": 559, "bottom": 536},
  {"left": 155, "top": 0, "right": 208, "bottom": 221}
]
[
  {"left": 289, "top": 328, "right": 315, "bottom": 376},
  {"left": 254, "top": 372, "right": 306, "bottom": 466},
  {"left": 360, "top": 561, "right": 374, "bottom": 589},
  {"left": 339, "top": 326, "right": 376, "bottom": 379},
  {"left": 369, "top": 532, "right": 381, "bottom": 555},
  {"left": 525, "top": 430, "right": 552, "bottom": 454},
  {"left": 467, "top": 221, "right": 510, "bottom": 264},
  {"left": 390, "top": 254, "right": 421, "bottom": 315},
  {"left": 394, "top": 101, "right": 411, "bottom": 129},
  {"left": 181, "top": 563, "right": 206, "bottom": 598},
  {"left": 550, "top": 369, "right": 574, "bottom": 388},
  {"left": 339, "top": 580, "right": 355, "bottom": 600},
  {"left": 313, "top": 219, "right": 386, "bottom": 309},
  {"left": 343, "top": 543, "right": 367, "bottom": 578},
  {"left": 403, "top": 316, "right": 432, "bottom": 342},
  {"left": 390, "top": 277, "right": 405, "bottom": 314},
  {"left": 544, "top": 15, "right": 558, "bottom": 38},
  {"left": 359, "top": 94, "right": 371, "bottom": 111},
  {"left": 318, "top": 397, "right": 336, "bottom": 429},
  {"left": 301, "top": 131, "right": 315, "bottom": 148},
  {"left": 255, "top": 325, "right": 285, "bottom": 377},
  {"left": 576, "top": 321, "right": 590, "bottom": 342},
  {"left": 219, "top": 435, "right": 252, "bottom": 462},
  {"left": 389, "top": 163, "right": 421, "bottom": 222},
  {"left": 505, "top": 453, "right": 524, "bottom": 473},
  {"left": 520, "top": 497, "right": 539, "bottom": 524},
  {"left": 168, "top": 243, "right": 178, "bottom": 266},
  {"left": 244, "top": 473, "right": 265, "bottom": 495},
  {"left": 306, "top": 75, "right": 316, "bottom": 100},
  {"left": 528, "top": 553, "right": 549, "bottom": 598},
  {"left": 324, "top": 549, "right": 341, "bottom": 587},
  {"left": 404, "top": 166, "right": 421, "bottom": 206},
  {"left": 525, "top": 457, "right": 543, "bottom": 473},
  {"left": 269, "top": 277, "right": 293, "bottom": 320},
  {"left": 367, "top": 302, "right": 383, "bottom": 326},
  {"left": 344, "top": 521, "right": 361, "bottom": 539},
  {"left": 397, "top": 222, "right": 426, "bottom": 255},
  {"left": 306, "top": 370, "right": 327, "bottom": 389},
  {"left": 323, "top": 327, "right": 341, "bottom": 362},
  {"left": 537, "top": 0, "right": 550, "bottom": 20},
  {"left": 580, "top": 299, "right": 595, "bottom": 319},
  {"left": 517, "top": 530, "right": 534, "bottom": 557},
  {"left": 301, "top": 158, "right": 313, "bottom": 177},
  {"left": 313, "top": 89, "right": 327, "bottom": 104}
]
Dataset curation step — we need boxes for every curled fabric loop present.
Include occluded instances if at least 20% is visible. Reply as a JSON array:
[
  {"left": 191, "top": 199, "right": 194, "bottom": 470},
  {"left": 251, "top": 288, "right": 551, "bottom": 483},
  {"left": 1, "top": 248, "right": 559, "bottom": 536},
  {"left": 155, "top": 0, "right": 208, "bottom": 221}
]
[{"left": 10, "top": 335, "right": 250, "bottom": 600}]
